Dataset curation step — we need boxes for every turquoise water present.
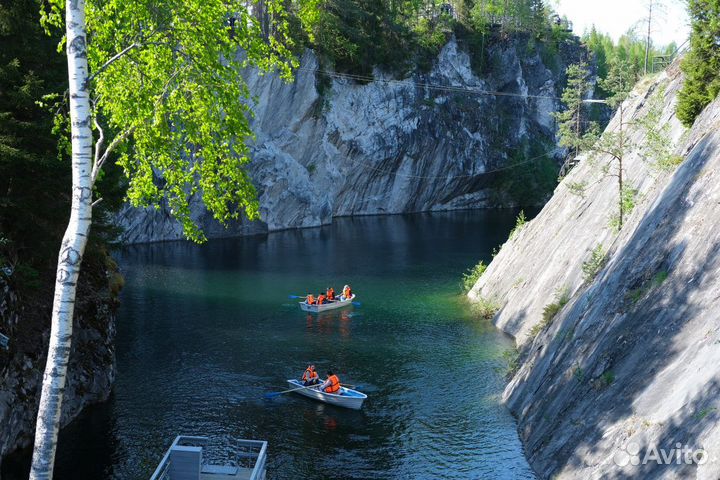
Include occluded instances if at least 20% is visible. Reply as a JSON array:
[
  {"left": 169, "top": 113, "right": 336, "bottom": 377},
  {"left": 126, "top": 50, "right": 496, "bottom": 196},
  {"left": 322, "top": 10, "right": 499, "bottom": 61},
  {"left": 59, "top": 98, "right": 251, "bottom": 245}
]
[{"left": 4, "top": 211, "right": 535, "bottom": 479}]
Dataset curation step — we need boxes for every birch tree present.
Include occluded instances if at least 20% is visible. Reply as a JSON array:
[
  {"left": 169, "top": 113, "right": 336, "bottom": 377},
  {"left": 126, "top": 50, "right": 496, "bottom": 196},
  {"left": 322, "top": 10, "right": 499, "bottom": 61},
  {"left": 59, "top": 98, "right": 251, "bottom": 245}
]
[{"left": 31, "top": 0, "right": 310, "bottom": 477}]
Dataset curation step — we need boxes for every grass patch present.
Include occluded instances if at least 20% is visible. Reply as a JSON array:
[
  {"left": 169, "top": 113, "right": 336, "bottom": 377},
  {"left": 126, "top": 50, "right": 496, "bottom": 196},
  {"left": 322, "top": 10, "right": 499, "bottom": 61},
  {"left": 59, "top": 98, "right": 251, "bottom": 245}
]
[
  {"left": 471, "top": 297, "right": 499, "bottom": 320},
  {"left": 528, "top": 287, "right": 570, "bottom": 338},
  {"left": 609, "top": 185, "right": 639, "bottom": 231},
  {"left": 559, "top": 327, "right": 575, "bottom": 342},
  {"left": 461, "top": 260, "right": 487, "bottom": 293},
  {"left": 508, "top": 210, "right": 527, "bottom": 241},
  {"left": 566, "top": 181, "right": 587, "bottom": 197},
  {"left": 582, "top": 244, "right": 607, "bottom": 283},
  {"left": 695, "top": 407, "right": 717, "bottom": 421},
  {"left": 625, "top": 269, "right": 670, "bottom": 305},
  {"left": 502, "top": 348, "right": 520, "bottom": 379},
  {"left": 573, "top": 364, "right": 585, "bottom": 383},
  {"left": 652, "top": 270, "right": 669, "bottom": 285},
  {"left": 594, "top": 370, "right": 615, "bottom": 389}
]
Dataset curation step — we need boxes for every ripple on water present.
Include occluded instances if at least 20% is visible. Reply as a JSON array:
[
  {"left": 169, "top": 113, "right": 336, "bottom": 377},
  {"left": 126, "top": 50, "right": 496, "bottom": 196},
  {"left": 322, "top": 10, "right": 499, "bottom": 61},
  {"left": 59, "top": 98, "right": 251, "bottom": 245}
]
[{"left": 2, "top": 212, "right": 536, "bottom": 480}]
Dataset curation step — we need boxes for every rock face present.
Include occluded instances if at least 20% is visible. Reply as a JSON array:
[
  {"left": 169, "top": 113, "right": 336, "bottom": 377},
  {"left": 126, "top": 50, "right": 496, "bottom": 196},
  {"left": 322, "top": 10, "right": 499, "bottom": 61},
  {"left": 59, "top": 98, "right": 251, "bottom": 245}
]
[
  {"left": 469, "top": 62, "right": 720, "bottom": 479},
  {"left": 0, "top": 257, "right": 117, "bottom": 469},
  {"left": 118, "top": 36, "right": 582, "bottom": 243}
]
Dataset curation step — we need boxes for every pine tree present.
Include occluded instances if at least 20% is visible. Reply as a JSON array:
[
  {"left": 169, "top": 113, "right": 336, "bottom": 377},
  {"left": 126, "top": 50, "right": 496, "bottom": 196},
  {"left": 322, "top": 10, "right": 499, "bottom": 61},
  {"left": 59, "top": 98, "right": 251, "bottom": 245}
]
[
  {"left": 600, "top": 58, "right": 636, "bottom": 107},
  {"left": 676, "top": 0, "right": 720, "bottom": 126},
  {"left": 553, "top": 62, "right": 599, "bottom": 158}
]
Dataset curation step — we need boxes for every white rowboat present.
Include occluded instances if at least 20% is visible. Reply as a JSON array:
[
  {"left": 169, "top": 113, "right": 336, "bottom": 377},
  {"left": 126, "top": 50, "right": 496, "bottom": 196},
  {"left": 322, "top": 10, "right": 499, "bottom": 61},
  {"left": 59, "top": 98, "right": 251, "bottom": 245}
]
[
  {"left": 299, "top": 294, "right": 355, "bottom": 313},
  {"left": 286, "top": 379, "right": 367, "bottom": 410}
]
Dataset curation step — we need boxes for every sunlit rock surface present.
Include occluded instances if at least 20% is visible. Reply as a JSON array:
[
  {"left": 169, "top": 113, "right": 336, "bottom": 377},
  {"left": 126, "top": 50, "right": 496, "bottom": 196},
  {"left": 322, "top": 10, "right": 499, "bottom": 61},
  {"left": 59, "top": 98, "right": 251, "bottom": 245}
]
[
  {"left": 470, "top": 62, "right": 720, "bottom": 479},
  {"left": 118, "top": 37, "right": 579, "bottom": 243}
]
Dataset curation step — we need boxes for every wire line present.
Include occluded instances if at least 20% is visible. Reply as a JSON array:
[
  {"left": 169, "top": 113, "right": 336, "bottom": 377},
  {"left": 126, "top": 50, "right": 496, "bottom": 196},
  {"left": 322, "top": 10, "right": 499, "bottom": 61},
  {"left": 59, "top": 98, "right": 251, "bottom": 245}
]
[{"left": 295, "top": 66, "right": 563, "bottom": 101}]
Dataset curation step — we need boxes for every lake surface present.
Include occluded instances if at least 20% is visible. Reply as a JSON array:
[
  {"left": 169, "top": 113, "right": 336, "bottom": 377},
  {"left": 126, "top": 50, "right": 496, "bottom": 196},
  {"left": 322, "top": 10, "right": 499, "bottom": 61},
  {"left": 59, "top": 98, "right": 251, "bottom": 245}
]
[{"left": 5, "top": 210, "right": 536, "bottom": 479}]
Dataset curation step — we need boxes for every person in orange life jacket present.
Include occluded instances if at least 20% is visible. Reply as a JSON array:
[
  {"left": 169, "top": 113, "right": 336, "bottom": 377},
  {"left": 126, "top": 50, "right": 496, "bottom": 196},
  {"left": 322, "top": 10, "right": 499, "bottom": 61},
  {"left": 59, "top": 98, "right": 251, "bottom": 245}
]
[
  {"left": 302, "top": 364, "right": 319, "bottom": 386},
  {"left": 342, "top": 285, "right": 352, "bottom": 300},
  {"left": 326, "top": 287, "right": 335, "bottom": 301},
  {"left": 306, "top": 294, "right": 316, "bottom": 305},
  {"left": 317, "top": 293, "right": 327, "bottom": 305},
  {"left": 320, "top": 370, "right": 341, "bottom": 394}
]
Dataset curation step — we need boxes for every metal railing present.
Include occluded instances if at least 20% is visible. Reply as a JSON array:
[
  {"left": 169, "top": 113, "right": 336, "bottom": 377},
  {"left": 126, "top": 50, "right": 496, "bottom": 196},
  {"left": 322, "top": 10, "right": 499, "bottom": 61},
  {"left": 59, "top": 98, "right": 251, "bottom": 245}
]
[{"left": 149, "top": 435, "right": 267, "bottom": 480}]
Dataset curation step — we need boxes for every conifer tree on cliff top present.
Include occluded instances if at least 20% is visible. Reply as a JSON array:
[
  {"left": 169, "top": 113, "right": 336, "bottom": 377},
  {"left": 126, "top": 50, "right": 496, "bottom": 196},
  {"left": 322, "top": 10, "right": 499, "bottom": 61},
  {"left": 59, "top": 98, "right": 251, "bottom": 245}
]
[{"left": 677, "top": 0, "right": 720, "bottom": 126}]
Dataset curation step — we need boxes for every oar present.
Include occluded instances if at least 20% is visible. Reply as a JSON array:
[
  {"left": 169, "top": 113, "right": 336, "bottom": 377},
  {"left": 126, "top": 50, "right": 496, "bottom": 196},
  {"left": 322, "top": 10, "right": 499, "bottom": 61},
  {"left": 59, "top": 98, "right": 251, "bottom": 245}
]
[
  {"left": 289, "top": 295, "right": 308, "bottom": 299},
  {"left": 264, "top": 383, "right": 321, "bottom": 399}
]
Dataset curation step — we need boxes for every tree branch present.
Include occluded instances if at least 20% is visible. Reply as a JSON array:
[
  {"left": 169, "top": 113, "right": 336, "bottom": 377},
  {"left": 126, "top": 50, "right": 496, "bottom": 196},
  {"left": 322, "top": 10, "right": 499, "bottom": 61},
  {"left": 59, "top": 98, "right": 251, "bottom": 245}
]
[
  {"left": 591, "top": 147, "right": 623, "bottom": 162},
  {"left": 93, "top": 115, "right": 105, "bottom": 177},
  {"left": 91, "top": 127, "right": 135, "bottom": 185},
  {"left": 87, "top": 43, "right": 140, "bottom": 85}
]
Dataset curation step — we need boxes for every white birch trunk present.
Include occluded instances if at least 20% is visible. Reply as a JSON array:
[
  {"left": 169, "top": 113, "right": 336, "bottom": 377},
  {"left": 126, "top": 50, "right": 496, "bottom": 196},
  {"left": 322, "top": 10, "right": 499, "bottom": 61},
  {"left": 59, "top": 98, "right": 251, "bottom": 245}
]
[{"left": 29, "top": 0, "right": 93, "bottom": 477}]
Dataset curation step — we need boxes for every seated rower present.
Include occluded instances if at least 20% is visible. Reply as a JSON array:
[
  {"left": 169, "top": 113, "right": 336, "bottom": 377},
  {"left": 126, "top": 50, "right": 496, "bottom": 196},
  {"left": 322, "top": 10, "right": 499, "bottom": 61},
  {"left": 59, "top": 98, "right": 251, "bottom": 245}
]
[
  {"left": 320, "top": 370, "right": 341, "bottom": 394},
  {"left": 342, "top": 284, "right": 352, "bottom": 300},
  {"left": 302, "top": 364, "right": 319, "bottom": 386},
  {"left": 306, "top": 294, "right": 316, "bottom": 305},
  {"left": 317, "top": 293, "right": 327, "bottom": 305},
  {"left": 326, "top": 287, "right": 335, "bottom": 301}
]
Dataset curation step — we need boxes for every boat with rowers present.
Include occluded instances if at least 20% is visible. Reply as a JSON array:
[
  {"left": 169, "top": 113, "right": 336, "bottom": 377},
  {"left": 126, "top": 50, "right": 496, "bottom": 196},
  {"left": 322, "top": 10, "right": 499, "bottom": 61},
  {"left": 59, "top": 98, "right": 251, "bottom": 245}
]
[
  {"left": 286, "top": 379, "right": 367, "bottom": 410},
  {"left": 299, "top": 294, "right": 355, "bottom": 313}
]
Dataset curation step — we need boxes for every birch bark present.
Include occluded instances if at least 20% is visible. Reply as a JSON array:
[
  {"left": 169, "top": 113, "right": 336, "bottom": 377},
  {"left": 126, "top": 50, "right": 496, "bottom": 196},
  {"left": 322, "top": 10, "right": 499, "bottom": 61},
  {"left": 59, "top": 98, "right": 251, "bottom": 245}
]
[{"left": 30, "top": 0, "right": 93, "bottom": 477}]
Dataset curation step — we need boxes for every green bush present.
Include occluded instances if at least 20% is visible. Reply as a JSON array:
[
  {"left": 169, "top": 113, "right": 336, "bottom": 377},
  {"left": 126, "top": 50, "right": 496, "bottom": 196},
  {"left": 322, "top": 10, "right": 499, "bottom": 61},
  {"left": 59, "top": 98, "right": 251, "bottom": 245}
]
[
  {"left": 637, "top": 86, "right": 684, "bottom": 171},
  {"left": 542, "top": 288, "right": 570, "bottom": 323},
  {"left": 529, "top": 287, "right": 570, "bottom": 338},
  {"left": 594, "top": 370, "right": 615, "bottom": 389},
  {"left": 625, "top": 269, "right": 669, "bottom": 304},
  {"left": 609, "top": 185, "right": 639, "bottom": 231},
  {"left": 502, "top": 348, "right": 521, "bottom": 379},
  {"left": 471, "top": 297, "right": 500, "bottom": 319},
  {"left": 508, "top": 210, "right": 527, "bottom": 240},
  {"left": 582, "top": 244, "right": 607, "bottom": 282},
  {"left": 573, "top": 364, "right": 585, "bottom": 382},
  {"left": 462, "top": 260, "right": 487, "bottom": 292},
  {"left": 566, "top": 181, "right": 587, "bottom": 197}
]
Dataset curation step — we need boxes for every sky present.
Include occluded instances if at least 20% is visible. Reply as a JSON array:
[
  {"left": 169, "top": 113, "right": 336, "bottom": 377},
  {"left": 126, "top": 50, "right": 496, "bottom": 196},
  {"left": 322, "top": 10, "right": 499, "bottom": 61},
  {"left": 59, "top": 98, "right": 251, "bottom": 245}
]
[{"left": 553, "top": 0, "right": 690, "bottom": 48}]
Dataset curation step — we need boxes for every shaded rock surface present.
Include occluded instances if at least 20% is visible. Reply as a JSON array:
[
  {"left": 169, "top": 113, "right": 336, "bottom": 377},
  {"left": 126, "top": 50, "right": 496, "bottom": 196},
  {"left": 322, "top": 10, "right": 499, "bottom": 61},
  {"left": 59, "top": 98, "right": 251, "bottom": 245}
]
[
  {"left": 118, "top": 36, "right": 582, "bottom": 243},
  {"left": 469, "top": 62, "right": 720, "bottom": 479},
  {"left": 0, "top": 257, "right": 117, "bottom": 469}
]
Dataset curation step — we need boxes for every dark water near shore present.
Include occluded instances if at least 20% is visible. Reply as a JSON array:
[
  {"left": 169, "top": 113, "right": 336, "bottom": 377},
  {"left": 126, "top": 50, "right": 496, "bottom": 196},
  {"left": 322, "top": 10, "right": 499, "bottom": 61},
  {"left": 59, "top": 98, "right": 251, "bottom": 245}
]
[{"left": 4, "top": 210, "right": 535, "bottom": 479}]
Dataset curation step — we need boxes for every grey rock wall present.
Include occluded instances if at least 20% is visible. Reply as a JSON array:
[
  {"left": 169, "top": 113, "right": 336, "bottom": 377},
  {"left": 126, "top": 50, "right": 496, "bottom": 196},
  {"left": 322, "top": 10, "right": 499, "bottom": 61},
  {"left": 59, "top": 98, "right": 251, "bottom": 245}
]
[
  {"left": 118, "top": 36, "right": 580, "bottom": 243},
  {"left": 469, "top": 62, "right": 720, "bottom": 479}
]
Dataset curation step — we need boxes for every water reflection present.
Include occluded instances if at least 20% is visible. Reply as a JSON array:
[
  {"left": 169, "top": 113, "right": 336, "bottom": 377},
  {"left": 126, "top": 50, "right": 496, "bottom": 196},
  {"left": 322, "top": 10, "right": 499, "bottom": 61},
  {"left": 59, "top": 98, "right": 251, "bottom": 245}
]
[{"left": 2, "top": 210, "right": 536, "bottom": 480}]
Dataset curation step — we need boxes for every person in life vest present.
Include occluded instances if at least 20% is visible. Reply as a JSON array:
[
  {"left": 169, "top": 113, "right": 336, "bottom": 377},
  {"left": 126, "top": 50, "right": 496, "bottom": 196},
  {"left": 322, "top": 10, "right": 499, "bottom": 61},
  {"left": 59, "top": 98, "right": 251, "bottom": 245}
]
[
  {"left": 302, "top": 364, "right": 319, "bottom": 386},
  {"left": 306, "top": 294, "right": 316, "bottom": 305},
  {"left": 342, "top": 285, "right": 352, "bottom": 300},
  {"left": 326, "top": 287, "right": 335, "bottom": 301},
  {"left": 317, "top": 293, "right": 327, "bottom": 305},
  {"left": 320, "top": 370, "right": 341, "bottom": 394}
]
